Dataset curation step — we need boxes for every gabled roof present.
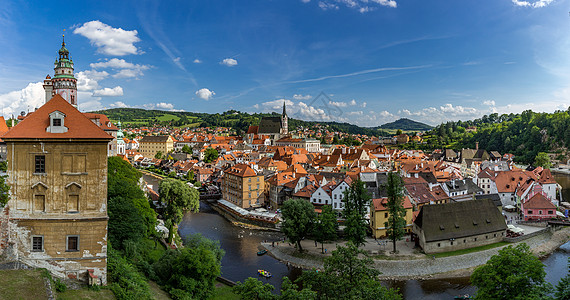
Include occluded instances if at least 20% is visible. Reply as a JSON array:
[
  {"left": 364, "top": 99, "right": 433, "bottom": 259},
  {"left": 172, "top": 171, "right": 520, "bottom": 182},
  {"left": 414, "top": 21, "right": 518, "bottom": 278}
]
[
  {"left": 3, "top": 95, "right": 113, "bottom": 140},
  {"left": 224, "top": 163, "right": 258, "bottom": 177},
  {"left": 140, "top": 135, "right": 172, "bottom": 143},
  {"left": 524, "top": 193, "right": 556, "bottom": 210},
  {"left": 372, "top": 196, "right": 413, "bottom": 211},
  {"left": 414, "top": 199, "right": 506, "bottom": 242}
]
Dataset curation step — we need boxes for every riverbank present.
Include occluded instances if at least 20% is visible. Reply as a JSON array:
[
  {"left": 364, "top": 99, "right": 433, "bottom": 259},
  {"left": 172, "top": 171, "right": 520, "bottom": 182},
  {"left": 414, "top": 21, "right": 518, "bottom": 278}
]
[{"left": 262, "top": 227, "right": 570, "bottom": 280}]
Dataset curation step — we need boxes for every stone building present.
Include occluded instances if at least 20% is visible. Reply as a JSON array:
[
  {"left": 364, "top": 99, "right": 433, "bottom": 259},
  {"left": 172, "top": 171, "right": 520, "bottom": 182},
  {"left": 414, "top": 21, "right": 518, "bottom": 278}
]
[
  {"left": 1, "top": 95, "right": 112, "bottom": 284},
  {"left": 139, "top": 135, "right": 175, "bottom": 158},
  {"left": 412, "top": 199, "right": 506, "bottom": 254},
  {"left": 221, "top": 163, "right": 264, "bottom": 209}
]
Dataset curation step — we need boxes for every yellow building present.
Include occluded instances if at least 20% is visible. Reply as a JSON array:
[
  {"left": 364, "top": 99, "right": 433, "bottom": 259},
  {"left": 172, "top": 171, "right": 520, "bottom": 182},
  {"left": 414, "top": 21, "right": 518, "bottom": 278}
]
[
  {"left": 370, "top": 196, "right": 414, "bottom": 239},
  {"left": 2, "top": 95, "right": 113, "bottom": 284},
  {"left": 139, "top": 135, "right": 174, "bottom": 158},
  {"left": 222, "top": 163, "right": 264, "bottom": 209}
]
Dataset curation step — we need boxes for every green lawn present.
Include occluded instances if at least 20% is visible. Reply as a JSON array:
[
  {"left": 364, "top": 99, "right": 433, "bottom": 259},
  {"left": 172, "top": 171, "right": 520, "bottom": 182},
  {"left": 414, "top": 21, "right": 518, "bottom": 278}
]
[
  {"left": 210, "top": 283, "right": 240, "bottom": 300},
  {"left": 432, "top": 241, "right": 509, "bottom": 258},
  {"left": 156, "top": 114, "right": 181, "bottom": 122},
  {"left": 0, "top": 269, "right": 48, "bottom": 300}
]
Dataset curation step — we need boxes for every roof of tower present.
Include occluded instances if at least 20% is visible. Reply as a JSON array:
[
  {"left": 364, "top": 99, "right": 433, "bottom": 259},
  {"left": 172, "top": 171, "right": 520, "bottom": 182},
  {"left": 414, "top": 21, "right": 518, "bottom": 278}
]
[
  {"left": 58, "top": 35, "right": 69, "bottom": 56},
  {"left": 2, "top": 95, "right": 113, "bottom": 140},
  {"left": 283, "top": 101, "right": 287, "bottom": 116}
]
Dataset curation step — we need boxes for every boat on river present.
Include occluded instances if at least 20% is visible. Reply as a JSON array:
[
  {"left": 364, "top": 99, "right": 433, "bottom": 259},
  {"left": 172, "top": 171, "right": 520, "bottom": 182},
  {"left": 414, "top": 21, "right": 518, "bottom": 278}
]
[
  {"left": 454, "top": 295, "right": 471, "bottom": 300},
  {"left": 258, "top": 269, "right": 272, "bottom": 278},
  {"left": 257, "top": 249, "right": 268, "bottom": 256}
]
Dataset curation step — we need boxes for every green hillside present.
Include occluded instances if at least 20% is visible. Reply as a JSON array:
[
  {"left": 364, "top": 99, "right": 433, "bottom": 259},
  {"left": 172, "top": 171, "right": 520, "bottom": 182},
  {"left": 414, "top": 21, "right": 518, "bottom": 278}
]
[
  {"left": 378, "top": 118, "right": 433, "bottom": 131},
  {"left": 89, "top": 108, "right": 390, "bottom": 137}
]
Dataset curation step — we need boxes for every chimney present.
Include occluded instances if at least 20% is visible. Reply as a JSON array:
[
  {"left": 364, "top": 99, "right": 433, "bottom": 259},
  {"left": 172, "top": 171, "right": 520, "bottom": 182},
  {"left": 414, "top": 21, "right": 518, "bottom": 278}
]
[{"left": 475, "top": 142, "right": 479, "bottom": 150}]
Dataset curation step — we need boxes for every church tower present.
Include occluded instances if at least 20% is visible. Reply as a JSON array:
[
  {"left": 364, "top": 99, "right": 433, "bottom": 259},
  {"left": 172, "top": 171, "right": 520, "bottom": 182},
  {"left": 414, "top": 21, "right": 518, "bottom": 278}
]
[
  {"left": 281, "top": 101, "right": 288, "bottom": 135},
  {"left": 44, "top": 35, "right": 78, "bottom": 107}
]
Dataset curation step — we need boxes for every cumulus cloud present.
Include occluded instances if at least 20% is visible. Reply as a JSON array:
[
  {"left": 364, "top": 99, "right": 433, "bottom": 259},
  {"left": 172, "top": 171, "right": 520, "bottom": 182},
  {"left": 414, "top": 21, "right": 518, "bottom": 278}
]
[
  {"left": 76, "top": 70, "right": 109, "bottom": 91},
  {"left": 110, "top": 101, "right": 130, "bottom": 108},
  {"left": 349, "top": 99, "right": 357, "bottom": 106},
  {"left": 195, "top": 88, "right": 215, "bottom": 100},
  {"left": 483, "top": 100, "right": 496, "bottom": 106},
  {"left": 361, "top": 102, "right": 367, "bottom": 108},
  {"left": 73, "top": 20, "right": 142, "bottom": 56},
  {"left": 293, "top": 94, "right": 312, "bottom": 100},
  {"left": 315, "top": 0, "right": 396, "bottom": 12},
  {"left": 220, "top": 58, "right": 238, "bottom": 67},
  {"left": 0, "top": 82, "right": 45, "bottom": 116},
  {"left": 512, "top": 0, "right": 553, "bottom": 8},
  {"left": 329, "top": 100, "right": 348, "bottom": 107},
  {"left": 90, "top": 58, "right": 151, "bottom": 78},
  {"left": 193, "top": 59, "right": 202, "bottom": 64},
  {"left": 93, "top": 86, "right": 123, "bottom": 97},
  {"left": 254, "top": 98, "right": 349, "bottom": 122}
]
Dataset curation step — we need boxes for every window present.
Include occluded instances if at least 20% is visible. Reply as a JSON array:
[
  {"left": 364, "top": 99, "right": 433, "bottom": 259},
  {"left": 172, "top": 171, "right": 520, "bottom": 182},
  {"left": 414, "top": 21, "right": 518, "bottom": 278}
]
[
  {"left": 68, "top": 195, "right": 79, "bottom": 212},
  {"left": 66, "top": 236, "right": 79, "bottom": 252},
  {"left": 437, "top": 243, "right": 440, "bottom": 247},
  {"left": 384, "top": 212, "right": 388, "bottom": 218},
  {"left": 35, "top": 155, "right": 45, "bottom": 173},
  {"left": 32, "top": 236, "right": 43, "bottom": 252},
  {"left": 539, "top": 210, "right": 543, "bottom": 215},
  {"left": 528, "top": 210, "right": 533, "bottom": 214},
  {"left": 451, "top": 241, "right": 454, "bottom": 245},
  {"left": 52, "top": 118, "right": 62, "bottom": 126},
  {"left": 548, "top": 210, "right": 554, "bottom": 215},
  {"left": 463, "top": 239, "right": 466, "bottom": 243}
]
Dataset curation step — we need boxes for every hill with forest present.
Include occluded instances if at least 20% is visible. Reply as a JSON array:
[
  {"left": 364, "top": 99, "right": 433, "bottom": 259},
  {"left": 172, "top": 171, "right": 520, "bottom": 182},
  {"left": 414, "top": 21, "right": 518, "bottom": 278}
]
[
  {"left": 409, "top": 109, "right": 570, "bottom": 164},
  {"left": 89, "top": 108, "right": 390, "bottom": 137},
  {"left": 377, "top": 118, "right": 433, "bottom": 131}
]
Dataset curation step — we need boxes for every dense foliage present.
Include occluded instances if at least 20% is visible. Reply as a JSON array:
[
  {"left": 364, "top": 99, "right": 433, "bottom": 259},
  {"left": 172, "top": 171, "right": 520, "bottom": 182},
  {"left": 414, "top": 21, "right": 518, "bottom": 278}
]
[
  {"left": 0, "top": 161, "right": 9, "bottom": 207},
  {"left": 424, "top": 109, "right": 570, "bottom": 163},
  {"left": 233, "top": 276, "right": 316, "bottom": 300},
  {"left": 300, "top": 242, "right": 402, "bottom": 300},
  {"left": 342, "top": 179, "right": 371, "bottom": 247},
  {"left": 204, "top": 147, "right": 219, "bottom": 163},
  {"left": 152, "top": 234, "right": 224, "bottom": 300},
  {"left": 384, "top": 172, "right": 406, "bottom": 253},
  {"left": 158, "top": 178, "right": 200, "bottom": 243},
  {"left": 313, "top": 204, "right": 338, "bottom": 253},
  {"left": 281, "top": 198, "right": 316, "bottom": 252},
  {"left": 471, "top": 243, "right": 552, "bottom": 299}
]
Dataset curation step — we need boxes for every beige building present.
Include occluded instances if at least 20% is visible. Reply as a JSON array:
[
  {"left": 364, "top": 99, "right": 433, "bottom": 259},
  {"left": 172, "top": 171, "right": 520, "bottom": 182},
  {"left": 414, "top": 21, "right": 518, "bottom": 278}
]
[
  {"left": 275, "top": 137, "right": 321, "bottom": 153},
  {"left": 370, "top": 196, "right": 414, "bottom": 239},
  {"left": 139, "top": 135, "right": 175, "bottom": 158},
  {"left": 1, "top": 95, "right": 112, "bottom": 284},
  {"left": 222, "top": 163, "right": 264, "bottom": 209}
]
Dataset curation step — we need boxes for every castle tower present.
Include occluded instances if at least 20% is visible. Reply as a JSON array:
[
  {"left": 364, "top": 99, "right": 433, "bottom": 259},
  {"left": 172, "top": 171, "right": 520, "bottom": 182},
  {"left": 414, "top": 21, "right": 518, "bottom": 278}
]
[
  {"left": 281, "top": 101, "right": 288, "bottom": 135},
  {"left": 45, "top": 35, "right": 78, "bottom": 107}
]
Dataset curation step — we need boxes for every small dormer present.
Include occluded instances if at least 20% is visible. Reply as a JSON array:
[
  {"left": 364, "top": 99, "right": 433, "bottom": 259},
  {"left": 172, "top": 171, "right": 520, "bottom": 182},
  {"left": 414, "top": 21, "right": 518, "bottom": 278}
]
[{"left": 46, "top": 110, "right": 68, "bottom": 133}]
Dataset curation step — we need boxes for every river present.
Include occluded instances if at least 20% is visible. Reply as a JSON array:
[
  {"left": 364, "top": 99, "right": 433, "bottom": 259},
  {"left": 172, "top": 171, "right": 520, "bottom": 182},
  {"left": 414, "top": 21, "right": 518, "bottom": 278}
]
[{"left": 147, "top": 174, "right": 569, "bottom": 298}]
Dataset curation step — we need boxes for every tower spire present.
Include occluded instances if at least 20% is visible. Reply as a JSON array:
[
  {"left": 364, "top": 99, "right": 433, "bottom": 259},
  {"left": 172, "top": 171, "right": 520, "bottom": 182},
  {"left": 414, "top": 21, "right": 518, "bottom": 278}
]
[{"left": 282, "top": 100, "right": 287, "bottom": 116}]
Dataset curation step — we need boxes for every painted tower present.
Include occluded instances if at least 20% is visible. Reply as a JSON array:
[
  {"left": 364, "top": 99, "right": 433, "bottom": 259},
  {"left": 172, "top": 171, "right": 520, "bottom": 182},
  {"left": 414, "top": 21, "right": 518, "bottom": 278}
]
[
  {"left": 43, "top": 35, "right": 77, "bottom": 107},
  {"left": 281, "top": 101, "right": 288, "bottom": 135}
]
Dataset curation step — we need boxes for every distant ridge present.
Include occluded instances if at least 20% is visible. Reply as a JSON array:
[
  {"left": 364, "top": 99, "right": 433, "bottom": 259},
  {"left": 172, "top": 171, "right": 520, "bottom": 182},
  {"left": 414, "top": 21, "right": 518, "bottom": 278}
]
[{"left": 378, "top": 118, "right": 433, "bottom": 131}]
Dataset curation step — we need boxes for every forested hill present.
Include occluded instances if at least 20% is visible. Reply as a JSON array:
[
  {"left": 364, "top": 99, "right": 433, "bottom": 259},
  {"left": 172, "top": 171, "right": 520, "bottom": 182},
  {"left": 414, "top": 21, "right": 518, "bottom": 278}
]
[
  {"left": 377, "top": 118, "right": 433, "bottom": 131},
  {"left": 423, "top": 109, "right": 570, "bottom": 163},
  {"left": 89, "top": 108, "right": 390, "bottom": 137}
]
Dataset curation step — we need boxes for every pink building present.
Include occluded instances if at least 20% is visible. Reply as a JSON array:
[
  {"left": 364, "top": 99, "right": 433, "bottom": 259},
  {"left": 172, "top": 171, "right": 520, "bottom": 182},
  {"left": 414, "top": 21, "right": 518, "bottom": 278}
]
[{"left": 522, "top": 192, "right": 557, "bottom": 221}]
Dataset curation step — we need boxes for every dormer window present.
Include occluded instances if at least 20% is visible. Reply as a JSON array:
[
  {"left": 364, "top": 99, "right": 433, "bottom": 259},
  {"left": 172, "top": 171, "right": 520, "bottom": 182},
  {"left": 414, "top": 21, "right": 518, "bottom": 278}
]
[{"left": 46, "top": 110, "right": 68, "bottom": 133}]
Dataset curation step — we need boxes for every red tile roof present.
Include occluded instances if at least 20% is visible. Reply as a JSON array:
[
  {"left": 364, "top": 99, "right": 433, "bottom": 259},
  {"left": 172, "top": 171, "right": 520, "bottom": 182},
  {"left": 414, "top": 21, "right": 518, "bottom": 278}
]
[
  {"left": 2, "top": 95, "right": 113, "bottom": 140},
  {"left": 524, "top": 193, "right": 556, "bottom": 210}
]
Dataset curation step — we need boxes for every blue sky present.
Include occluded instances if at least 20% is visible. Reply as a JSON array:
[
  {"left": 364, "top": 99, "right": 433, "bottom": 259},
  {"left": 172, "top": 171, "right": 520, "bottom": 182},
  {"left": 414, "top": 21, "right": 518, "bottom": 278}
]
[{"left": 0, "top": 0, "right": 569, "bottom": 126}]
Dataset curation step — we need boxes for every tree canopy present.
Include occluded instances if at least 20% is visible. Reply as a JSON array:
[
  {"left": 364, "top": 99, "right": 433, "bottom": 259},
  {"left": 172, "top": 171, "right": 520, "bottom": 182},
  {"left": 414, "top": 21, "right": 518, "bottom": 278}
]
[
  {"left": 342, "top": 179, "right": 371, "bottom": 247},
  {"left": 158, "top": 178, "right": 200, "bottom": 243},
  {"left": 471, "top": 243, "right": 552, "bottom": 300},
  {"left": 204, "top": 147, "right": 219, "bottom": 163},
  {"left": 384, "top": 172, "right": 406, "bottom": 253},
  {"left": 281, "top": 198, "right": 315, "bottom": 252},
  {"left": 534, "top": 152, "right": 552, "bottom": 169},
  {"left": 313, "top": 204, "right": 338, "bottom": 253}
]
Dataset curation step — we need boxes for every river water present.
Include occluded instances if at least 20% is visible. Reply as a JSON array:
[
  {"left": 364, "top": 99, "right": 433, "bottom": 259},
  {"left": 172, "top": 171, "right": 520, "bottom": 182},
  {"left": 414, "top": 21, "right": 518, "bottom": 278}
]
[{"left": 160, "top": 174, "right": 569, "bottom": 299}]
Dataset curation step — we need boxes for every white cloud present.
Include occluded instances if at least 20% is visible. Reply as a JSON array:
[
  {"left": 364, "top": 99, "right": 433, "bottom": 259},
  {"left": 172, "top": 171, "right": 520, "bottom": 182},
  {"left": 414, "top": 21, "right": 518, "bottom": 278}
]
[
  {"left": 483, "top": 100, "right": 496, "bottom": 106},
  {"left": 76, "top": 70, "right": 109, "bottom": 91},
  {"left": 512, "top": 0, "right": 553, "bottom": 8},
  {"left": 110, "top": 101, "right": 130, "bottom": 108},
  {"left": 349, "top": 99, "right": 357, "bottom": 106},
  {"left": 329, "top": 100, "right": 348, "bottom": 107},
  {"left": 293, "top": 94, "right": 312, "bottom": 100},
  {"left": 221, "top": 58, "right": 238, "bottom": 67},
  {"left": 0, "top": 82, "right": 45, "bottom": 117},
  {"left": 195, "top": 88, "right": 215, "bottom": 100},
  {"left": 73, "top": 20, "right": 141, "bottom": 56},
  {"left": 301, "top": 0, "right": 311, "bottom": 3},
  {"left": 255, "top": 99, "right": 350, "bottom": 123},
  {"left": 93, "top": 86, "right": 123, "bottom": 97},
  {"left": 361, "top": 102, "right": 367, "bottom": 108},
  {"left": 193, "top": 59, "right": 202, "bottom": 64},
  {"left": 90, "top": 58, "right": 151, "bottom": 78},
  {"left": 315, "top": 0, "right": 396, "bottom": 12}
]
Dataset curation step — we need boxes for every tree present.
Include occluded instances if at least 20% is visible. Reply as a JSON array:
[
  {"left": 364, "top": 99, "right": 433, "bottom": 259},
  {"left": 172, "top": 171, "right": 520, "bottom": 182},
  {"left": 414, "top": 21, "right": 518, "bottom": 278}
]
[
  {"left": 181, "top": 144, "right": 192, "bottom": 154},
  {"left": 281, "top": 198, "right": 315, "bottom": 252},
  {"left": 300, "top": 242, "right": 401, "bottom": 300},
  {"left": 535, "top": 152, "right": 552, "bottom": 169},
  {"left": 158, "top": 178, "right": 200, "bottom": 244},
  {"left": 384, "top": 172, "right": 406, "bottom": 253},
  {"left": 153, "top": 234, "right": 224, "bottom": 300},
  {"left": 186, "top": 170, "right": 195, "bottom": 182},
  {"left": 155, "top": 151, "right": 163, "bottom": 159},
  {"left": 471, "top": 243, "right": 553, "bottom": 300},
  {"left": 0, "top": 161, "right": 9, "bottom": 207},
  {"left": 233, "top": 277, "right": 275, "bottom": 300},
  {"left": 313, "top": 205, "right": 338, "bottom": 253},
  {"left": 342, "top": 179, "right": 371, "bottom": 247},
  {"left": 204, "top": 147, "right": 219, "bottom": 163}
]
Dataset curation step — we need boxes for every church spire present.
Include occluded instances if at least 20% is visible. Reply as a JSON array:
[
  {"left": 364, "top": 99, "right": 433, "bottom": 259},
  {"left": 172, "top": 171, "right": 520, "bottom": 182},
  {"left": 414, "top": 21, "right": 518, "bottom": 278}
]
[{"left": 282, "top": 101, "right": 287, "bottom": 117}]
